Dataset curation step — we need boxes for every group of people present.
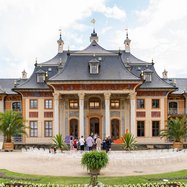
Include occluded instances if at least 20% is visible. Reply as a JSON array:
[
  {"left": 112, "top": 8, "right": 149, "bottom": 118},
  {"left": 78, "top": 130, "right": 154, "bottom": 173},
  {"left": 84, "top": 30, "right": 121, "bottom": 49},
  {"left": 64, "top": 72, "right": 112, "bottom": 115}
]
[{"left": 70, "top": 134, "right": 112, "bottom": 152}]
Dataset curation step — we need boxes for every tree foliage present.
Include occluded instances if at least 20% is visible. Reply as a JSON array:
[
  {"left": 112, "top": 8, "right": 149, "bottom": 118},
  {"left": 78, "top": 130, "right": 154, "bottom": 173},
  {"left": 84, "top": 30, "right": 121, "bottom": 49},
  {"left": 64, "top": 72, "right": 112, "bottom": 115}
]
[
  {"left": 160, "top": 117, "right": 187, "bottom": 142},
  {"left": 0, "top": 110, "right": 26, "bottom": 142},
  {"left": 81, "top": 151, "right": 109, "bottom": 171}
]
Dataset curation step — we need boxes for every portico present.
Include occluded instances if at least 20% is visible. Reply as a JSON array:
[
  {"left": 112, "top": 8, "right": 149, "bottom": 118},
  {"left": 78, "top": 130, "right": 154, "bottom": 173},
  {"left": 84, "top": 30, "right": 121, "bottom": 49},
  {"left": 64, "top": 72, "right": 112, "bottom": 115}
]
[{"left": 50, "top": 82, "right": 139, "bottom": 140}]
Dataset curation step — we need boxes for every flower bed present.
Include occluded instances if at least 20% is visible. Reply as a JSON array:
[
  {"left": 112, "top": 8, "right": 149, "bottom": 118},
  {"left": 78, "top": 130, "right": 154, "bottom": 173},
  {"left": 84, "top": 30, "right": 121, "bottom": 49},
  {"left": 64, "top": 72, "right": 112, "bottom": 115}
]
[{"left": 0, "top": 181, "right": 185, "bottom": 187}]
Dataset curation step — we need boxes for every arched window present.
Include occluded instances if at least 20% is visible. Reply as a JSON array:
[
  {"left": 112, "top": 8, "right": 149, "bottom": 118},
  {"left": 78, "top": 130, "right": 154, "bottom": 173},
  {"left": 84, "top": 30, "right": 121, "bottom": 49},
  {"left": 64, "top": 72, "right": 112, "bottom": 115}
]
[
  {"left": 12, "top": 102, "right": 21, "bottom": 111},
  {"left": 69, "top": 119, "right": 78, "bottom": 138},
  {"left": 169, "top": 102, "right": 178, "bottom": 114},
  {"left": 111, "top": 119, "right": 120, "bottom": 140}
]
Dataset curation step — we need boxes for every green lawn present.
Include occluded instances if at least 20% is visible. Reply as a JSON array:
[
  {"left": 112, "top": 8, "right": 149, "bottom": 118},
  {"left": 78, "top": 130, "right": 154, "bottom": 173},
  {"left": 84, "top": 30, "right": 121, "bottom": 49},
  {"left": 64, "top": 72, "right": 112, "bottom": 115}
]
[{"left": 0, "top": 169, "right": 187, "bottom": 185}]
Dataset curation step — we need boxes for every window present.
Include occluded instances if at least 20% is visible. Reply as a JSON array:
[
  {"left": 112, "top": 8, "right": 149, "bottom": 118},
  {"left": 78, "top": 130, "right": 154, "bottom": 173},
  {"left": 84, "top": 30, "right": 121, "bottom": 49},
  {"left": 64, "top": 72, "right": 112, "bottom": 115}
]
[
  {"left": 144, "top": 74, "right": 152, "bottom": 82},
  {"left": 90, "top": 65, "right": 98, "bottom": 74},
  {"left": 37, "top": 74, "right": 45, "bottom": 83},
  {"left": 89, "top": 98, "right": 100, "bottom": 109},
  {"left": 44, "top": 99, "right": 53, "bottom": 109},
  {"left": 169, "top": 102, "right": 178, "bottom": 114},
  {"left": 30, "top": 100, "right": 38, "bottom": 109},
  {"left": 69, "top": 100, "right": 79, "bottom": 109},
  {"left": 152, "top": 99, "right": 159, "bottom": 108},
  {"left": 44, "top": 121, "right": 53, "bottom": 137},
  {"left": 137, "top": 99, "right": 145, "bottom": 109},
  {"left": 110, "top": 99, "right": 120, "bottom": 109},
  {"left": 137, "top": 121, "right": 144, "bottom": 137},
  {"left": 12, "top": 102, "right": 21, "bottom": 111},
  {"left": 89, "top": 62, "right": 100, "bottom": 74},
  {"left": 30, "top": 121, "right": 38, "bottom": 137},
  {"left": 152, "top": 121, "right": 160, "bottom": 137}
]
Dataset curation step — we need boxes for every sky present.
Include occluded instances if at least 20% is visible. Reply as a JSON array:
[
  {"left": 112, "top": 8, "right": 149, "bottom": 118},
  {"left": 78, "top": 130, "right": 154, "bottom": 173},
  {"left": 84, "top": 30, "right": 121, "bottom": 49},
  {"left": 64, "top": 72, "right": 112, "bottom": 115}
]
[{"left": 0, "top": 0, "right": 187, "bottom": 78}]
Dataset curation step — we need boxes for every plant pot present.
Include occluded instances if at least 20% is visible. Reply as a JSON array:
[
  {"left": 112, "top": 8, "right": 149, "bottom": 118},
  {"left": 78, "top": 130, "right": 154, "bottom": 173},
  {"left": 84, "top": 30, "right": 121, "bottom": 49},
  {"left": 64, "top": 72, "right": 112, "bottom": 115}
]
[
  {"left": 173, "top": 142, "right": 183, "bottom": 150},
  {"left": 3, "top": 142, "right": 14, "bottom": 151},
  {"left": 90, "top": 169, "right": 100, "bottom": 175}
]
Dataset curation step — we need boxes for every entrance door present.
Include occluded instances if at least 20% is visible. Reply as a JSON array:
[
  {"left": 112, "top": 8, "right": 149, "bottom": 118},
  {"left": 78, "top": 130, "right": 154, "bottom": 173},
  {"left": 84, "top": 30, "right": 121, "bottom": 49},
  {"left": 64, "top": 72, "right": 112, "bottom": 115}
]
[
  {"left": 90, "top": 117, "right": 99, "bottom": 136},
  {"left": 70, "top": 119, "right": 78, "bottom": 138},
  {"left": 111, "top": 119, "right": 120, "bottom": 140}
]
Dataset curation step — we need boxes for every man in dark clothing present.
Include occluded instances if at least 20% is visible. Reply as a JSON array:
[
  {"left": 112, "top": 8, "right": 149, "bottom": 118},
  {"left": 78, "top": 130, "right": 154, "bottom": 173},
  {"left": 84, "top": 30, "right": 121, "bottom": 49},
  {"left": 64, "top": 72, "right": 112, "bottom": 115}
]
[{"left": 105, "top": 136, "right": 112, "bottom": 153}]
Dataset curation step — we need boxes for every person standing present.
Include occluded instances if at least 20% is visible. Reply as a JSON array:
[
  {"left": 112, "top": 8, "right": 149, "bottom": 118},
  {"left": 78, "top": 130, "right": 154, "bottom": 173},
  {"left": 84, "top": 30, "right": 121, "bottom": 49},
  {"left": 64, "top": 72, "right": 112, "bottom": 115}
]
[
  {"left": 102, "top": 137, "right": 106, "bottom": 150},
  {"left": 96, "top": 136, "right": 102, "bottom": 151},
  {"left": 70, "top": 137, "right": 74, "bottom": 151},
  {"left": 106, "top": 136, "right": 112, "bottom": 153},
  {"left": 73, "top": 138, "right": 78, "bottom": 149},
  {"left": 86, "top": 135, "right": 94, "bottom": 151},
  {"left": 79, "top": 136, "right": 85, "bottom": 151}
]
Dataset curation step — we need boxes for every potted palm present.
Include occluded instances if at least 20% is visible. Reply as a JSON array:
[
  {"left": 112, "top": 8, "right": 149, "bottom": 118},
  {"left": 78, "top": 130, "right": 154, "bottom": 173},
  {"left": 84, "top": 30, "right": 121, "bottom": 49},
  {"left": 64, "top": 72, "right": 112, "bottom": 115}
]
[
  {"left": 160, "top": 117, "right": 187, "bottom": 150},
  {"left": 0, "top": 110, "right": 26, "bottom": 151},
  {"left": 81, "top": 151, "right": 109, "bottom": 186},
  {"left": 121, "top": 132, "right": 137, "bottom": 151},
  {"left": 52, "top": 134, "right": 68, "bottom": 152}
]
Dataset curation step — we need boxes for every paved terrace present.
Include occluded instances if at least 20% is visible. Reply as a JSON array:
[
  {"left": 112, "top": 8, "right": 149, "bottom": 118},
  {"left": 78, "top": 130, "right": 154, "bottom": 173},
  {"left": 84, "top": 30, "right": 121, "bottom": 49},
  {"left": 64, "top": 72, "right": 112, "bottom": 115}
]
[{"left": 0, "top": 149, "right": 187, "bottom": 176}]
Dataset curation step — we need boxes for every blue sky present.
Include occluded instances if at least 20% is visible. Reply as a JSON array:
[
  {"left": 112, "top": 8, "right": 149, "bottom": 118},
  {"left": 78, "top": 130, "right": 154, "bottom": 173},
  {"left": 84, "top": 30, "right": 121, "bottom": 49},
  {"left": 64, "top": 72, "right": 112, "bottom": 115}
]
[{"left": 0, "top": 0, "right": 187, "bottom": 78}]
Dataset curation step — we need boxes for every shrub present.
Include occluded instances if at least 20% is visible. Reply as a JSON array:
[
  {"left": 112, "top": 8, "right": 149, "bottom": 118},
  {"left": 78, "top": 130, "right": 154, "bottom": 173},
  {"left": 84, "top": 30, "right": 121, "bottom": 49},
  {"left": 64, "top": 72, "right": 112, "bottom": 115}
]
[
  {"left": 121, "top": 132, "right": 137, "bottom": 151},
  {"left": 52, "top": 134, "right": 68, "bottom": 151},
  {"left": 81, "top": 151, "right": 109, "bottom": 171}
]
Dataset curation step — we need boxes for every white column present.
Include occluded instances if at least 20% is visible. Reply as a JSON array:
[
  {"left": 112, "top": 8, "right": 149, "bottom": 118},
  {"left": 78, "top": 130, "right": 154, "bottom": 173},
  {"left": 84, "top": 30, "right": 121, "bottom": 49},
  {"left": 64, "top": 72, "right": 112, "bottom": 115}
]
[
  {"left": 130, "top": 93, "right": 136, "bottom": 136},
  {"left": 104, "top": 93, "right": 111, "bottom": 137},
  {"left": 184, "top": 95, "right": 187, "bottom": 114},
  {"left": 53, "top": 93, "right": 60, "bottom": 136},
  {"left": 0, "top": 96, "right": 5, "bottom": 112},
  {"left": 79, "top": 93, "right": 85, "bottom": 137}
]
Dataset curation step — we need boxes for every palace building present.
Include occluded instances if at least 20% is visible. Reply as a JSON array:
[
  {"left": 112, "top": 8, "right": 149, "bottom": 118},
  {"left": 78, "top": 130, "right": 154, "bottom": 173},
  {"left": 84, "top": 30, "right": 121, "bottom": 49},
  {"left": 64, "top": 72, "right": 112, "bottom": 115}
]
[{"left": 0, "top": 29, "right": 187, "bottom": 145}]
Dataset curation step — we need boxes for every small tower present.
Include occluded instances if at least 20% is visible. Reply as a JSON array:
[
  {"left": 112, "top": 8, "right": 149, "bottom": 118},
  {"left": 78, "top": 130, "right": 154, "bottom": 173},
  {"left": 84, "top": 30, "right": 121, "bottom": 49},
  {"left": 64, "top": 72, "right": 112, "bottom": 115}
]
[
  {"left": 162, "top": 69, "right": 168, "bottom": 79},
  {"left": 57, "top": 29, "right": 64, "bottom": 53},
  {"left": 90, "top": 19, "right": 98, "bottom": 43},
  {"left": 22, "top": 69, "right": 27, "bottom": 79},
  {"left": 124, "top": 29, "right": 131, "bottom": 53}
]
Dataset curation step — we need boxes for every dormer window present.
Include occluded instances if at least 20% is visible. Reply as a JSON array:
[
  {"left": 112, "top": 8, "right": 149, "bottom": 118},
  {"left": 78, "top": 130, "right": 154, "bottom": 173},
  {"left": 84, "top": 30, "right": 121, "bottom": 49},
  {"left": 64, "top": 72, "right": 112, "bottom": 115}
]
[
  {"left": 144, "top": 73, "right": 152, "bottom": 82},
  {"left": 143, "top": 68, "right": 153, "bottom": 82},
  {"left": 90, "top": 64, "right": 99, "bottom": 74},
  {"left": 89, "top": 58, "right": 100, "bottom": 75},
  {"left": 36, "top": 68, "right": 46, "bottom": 83},
  {"left": 37, "top": 74, "right": 45, "bottom": 83}
]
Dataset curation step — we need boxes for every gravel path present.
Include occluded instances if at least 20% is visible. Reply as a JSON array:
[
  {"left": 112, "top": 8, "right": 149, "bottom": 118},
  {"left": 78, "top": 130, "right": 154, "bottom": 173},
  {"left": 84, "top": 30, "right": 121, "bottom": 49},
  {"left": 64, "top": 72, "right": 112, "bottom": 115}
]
[{"left": 0, "top": 150, "right": 187, "bottom": 176}]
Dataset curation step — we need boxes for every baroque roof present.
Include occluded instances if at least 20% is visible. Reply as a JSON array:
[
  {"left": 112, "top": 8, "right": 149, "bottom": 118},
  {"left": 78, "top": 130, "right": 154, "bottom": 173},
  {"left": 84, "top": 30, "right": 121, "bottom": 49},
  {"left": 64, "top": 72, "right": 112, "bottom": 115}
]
[
  {"left": 0, "top": 79, "right": 26, "bottom": 94},
  {"left": 12, "top": 30, "right": 178, "bottom": 92},
  {"left": 165, "top": 78, "right": 187, "bottom": 94}
]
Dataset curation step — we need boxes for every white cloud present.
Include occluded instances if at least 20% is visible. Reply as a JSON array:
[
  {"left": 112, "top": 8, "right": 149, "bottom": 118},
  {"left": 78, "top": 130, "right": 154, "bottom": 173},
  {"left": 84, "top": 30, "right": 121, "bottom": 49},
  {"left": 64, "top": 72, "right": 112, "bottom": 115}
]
[
  {"left": 94, "top": 4, "right": 126, "bottom": 19},
  {"left": 0, "top": 0, "right": 126, "bottom": 78},
  {"left": 113, "top": 0, "right": 187, "bottom": 78}
]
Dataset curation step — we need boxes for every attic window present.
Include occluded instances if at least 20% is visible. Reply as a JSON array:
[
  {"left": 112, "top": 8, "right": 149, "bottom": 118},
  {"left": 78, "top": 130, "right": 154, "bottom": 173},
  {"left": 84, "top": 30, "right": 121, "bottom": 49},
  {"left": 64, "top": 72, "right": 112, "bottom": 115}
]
[
  {"left": 89, "top": 63, "right": 99, "bottom": 74},
  {"left": 37, "top": 74, "right": 45, "bottom": 83},
  {"left": 143, "top": 73, "right": 152, "bottom": 82},
  {"left": 143, "top": 69, "right": 153, "bottom": 82}
]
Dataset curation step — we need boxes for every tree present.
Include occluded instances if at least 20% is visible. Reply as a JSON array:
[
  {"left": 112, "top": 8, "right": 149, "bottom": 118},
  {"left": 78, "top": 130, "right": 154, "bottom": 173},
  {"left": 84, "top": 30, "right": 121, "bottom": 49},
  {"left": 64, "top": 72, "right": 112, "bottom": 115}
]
[
  {"left": 121, "top": 132, "right": 137, "bottom": 151},
  {"left": 81, "top": 151, "right": 109, "bottom": 186},
  {"left": 160, "top": 117, "right": 187, "bottom": 149},
  {"left": 0, "top": 111, "right": 26, "bottom": 143}
]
